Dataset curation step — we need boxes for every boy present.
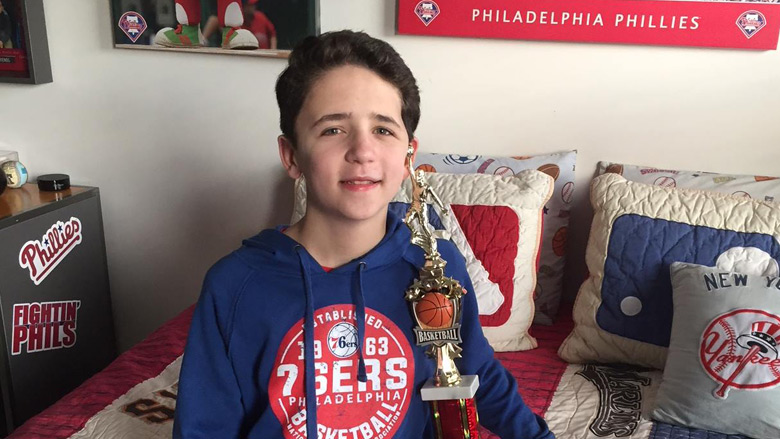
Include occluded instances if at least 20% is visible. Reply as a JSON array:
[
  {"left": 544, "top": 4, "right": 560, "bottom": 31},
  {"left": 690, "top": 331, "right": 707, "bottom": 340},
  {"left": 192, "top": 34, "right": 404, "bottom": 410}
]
[{"left": 174, "top": 30, "right": 553, "bottom": 439}]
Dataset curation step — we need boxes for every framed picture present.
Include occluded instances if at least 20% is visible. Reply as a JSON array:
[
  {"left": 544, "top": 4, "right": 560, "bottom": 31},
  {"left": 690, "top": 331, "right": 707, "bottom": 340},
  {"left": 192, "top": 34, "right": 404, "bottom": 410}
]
[
  {"left": 0, "top": 0, "right": 52, "bottom": 84},
  {"left": 110, "top": 0, "right": 319, "bottom": 58}
]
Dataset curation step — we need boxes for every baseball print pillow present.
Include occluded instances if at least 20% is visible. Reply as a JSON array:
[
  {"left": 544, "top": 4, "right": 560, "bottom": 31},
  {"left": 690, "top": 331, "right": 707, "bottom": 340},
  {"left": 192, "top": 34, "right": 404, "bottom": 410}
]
[
  {"left": 293, "top": 171, "right": 554, "bottom": 351},
  {"left": 652, "top": 263, "right": 780, "bottom": 439},
  {"left": 599, "top": 161, "right": 780, "bottom": 202},
  {"left": 558, "top": 173, "right": 780, "bottom": 369},
  {"left": 414, "top": 151, "right": 577, "bottom": 325}
]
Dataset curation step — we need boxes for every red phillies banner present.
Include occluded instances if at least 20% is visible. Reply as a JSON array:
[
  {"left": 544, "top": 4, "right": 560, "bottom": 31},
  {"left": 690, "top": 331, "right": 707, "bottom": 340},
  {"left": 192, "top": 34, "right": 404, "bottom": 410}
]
[{"left": 397, "top": 0, "right": 780, "bottom": 50}]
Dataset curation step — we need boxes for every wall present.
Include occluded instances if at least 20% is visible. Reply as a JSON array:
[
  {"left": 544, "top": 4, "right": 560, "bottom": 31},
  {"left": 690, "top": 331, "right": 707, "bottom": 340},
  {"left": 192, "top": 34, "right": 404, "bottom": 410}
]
[{"left": 1, "top": 0, "right": 778, "bottom": 351}]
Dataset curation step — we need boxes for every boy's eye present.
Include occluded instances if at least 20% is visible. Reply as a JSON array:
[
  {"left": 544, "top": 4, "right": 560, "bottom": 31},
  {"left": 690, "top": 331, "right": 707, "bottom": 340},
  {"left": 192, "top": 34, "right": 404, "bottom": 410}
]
[
  {"left": 322, "top": 128, "right": 343, "bottom": 136},
  {"left": 375, "top": 127, "right": 394, "bottom": 136}
]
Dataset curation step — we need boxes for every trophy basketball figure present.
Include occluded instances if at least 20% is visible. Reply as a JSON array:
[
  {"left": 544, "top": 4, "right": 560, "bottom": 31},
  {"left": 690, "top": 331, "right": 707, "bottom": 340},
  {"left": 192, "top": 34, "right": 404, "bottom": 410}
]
[{"left": 404, "top": 153, "right": 481, "bottom": 439}]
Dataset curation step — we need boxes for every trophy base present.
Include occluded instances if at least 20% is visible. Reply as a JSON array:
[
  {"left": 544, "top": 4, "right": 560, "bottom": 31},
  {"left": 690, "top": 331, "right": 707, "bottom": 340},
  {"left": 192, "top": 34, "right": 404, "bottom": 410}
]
[
  {"left": 421, "top": 375, "right": 479, "bottom": 401},
  {"left": 422, "top": 375, "right": 480, "bottom": 439}
]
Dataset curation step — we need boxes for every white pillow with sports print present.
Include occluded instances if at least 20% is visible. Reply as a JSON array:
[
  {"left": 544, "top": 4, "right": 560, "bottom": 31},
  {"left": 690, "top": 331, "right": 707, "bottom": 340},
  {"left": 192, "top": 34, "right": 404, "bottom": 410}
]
[
  {"left": 414, "top": 151, "right": 577, "bottom": 325},
  {"left": 598, "top": 161, "right": 780, "bottom": 202}
]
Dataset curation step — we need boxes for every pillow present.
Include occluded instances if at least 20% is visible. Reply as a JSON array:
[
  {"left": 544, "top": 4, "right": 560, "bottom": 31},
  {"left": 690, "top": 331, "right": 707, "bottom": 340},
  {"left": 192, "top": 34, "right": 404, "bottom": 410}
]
[
  {"left": 414, "top": 151, "right": 577, "bottom": 325},
  {"left": 558, "top": 173, "right": 780, "bottom": 369},
  {"left": 599, "top": 161, "right": 780, "bottom": 202},
  {"left": 293, "top": 171, "right": 554, "bottom": 351},
  {"left": 652, "top": 263, "right": 780, "bottom": 439}
]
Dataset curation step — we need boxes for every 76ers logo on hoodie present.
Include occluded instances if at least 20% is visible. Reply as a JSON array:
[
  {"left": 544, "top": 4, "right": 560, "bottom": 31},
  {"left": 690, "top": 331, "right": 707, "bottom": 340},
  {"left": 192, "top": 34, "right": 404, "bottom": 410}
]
[
  {"left": 19, "top": 217, "right": 83, "bottom": 285},
  {"left": 328, "top": 322, "right": 359, "bottom": 358},
  {"left": 700, "top": 309, "right": 780, "bottom": 399},
  {"left": 269, "top": 304, "right": 413, "bottom": 438}
]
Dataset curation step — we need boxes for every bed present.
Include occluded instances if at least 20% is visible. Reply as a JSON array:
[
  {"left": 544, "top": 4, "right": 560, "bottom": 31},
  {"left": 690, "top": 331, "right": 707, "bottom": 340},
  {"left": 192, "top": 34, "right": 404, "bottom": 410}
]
[
  {"left": 8, "top": 303, "right": 747, "bottom": 439},
  {"left": 11, "top": 158, "right": 780, "bottom": 438}
]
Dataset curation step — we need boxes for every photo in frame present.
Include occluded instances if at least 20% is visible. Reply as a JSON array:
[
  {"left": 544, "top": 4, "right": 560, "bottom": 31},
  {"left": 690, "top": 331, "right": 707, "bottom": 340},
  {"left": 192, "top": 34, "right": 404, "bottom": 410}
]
[
  {"left": 110, "top": 0, "right": 319, "bottom": 58},
  {"left": 0, "top": 0, "right": 52, "bottom": 84}
]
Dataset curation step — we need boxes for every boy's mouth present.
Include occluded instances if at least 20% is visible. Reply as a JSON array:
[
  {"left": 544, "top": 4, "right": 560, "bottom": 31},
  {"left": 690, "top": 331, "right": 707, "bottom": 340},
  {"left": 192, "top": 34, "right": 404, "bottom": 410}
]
[
  {"left": 341, "top": 178, "right": 380, "bottom": 190},
  {"left": 342, "top": 177, "right": 379, "bottom": 184}
]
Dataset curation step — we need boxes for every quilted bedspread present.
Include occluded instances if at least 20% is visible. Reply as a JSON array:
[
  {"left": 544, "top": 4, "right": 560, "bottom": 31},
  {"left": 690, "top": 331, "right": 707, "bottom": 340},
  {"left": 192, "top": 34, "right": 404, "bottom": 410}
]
[{"left": 9, "top": 307, "right": 749, "bottom": 439}]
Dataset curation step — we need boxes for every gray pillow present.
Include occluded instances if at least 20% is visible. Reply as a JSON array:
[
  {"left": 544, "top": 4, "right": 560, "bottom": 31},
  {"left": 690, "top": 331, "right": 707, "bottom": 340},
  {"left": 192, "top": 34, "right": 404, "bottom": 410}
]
[{"left": 652, "top": 262, "right": 780, "bottom": 439}]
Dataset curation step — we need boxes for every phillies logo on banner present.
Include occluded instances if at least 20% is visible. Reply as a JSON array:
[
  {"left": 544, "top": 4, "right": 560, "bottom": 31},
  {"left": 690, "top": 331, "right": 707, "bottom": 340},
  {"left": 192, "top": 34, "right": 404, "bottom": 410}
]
[
  {"left": 19, "top": 217, "right": 83, "bottom": 285},
  {"left": 737, "top": 11, "right": 767, "bottom": 39},
  {"left": 269, "top": 304, "right": 413, "bottom": 439},
  {"left": 415, "top": 1, "right": 441, "bottom": 26},
  {"left": 700, "top": 309, "right": 780, "bottom": 399},
  {"left": 12, "top": 300, "right": 81, "bottom": 355},
  {"left": 397, "top": 0, "right": 780, "bottom": 50}
]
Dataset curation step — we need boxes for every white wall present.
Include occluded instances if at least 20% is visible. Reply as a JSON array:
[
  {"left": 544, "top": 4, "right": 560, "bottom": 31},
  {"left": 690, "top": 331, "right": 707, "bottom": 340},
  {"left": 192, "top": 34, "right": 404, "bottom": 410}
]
[{"left": 1, "top": 0, "right": 779, "bottom": 351}]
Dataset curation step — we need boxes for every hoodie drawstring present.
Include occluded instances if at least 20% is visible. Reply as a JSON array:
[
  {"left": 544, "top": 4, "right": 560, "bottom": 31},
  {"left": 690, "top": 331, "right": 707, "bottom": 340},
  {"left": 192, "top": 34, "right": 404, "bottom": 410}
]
[
  {"left": 354, "top": 262, "right": 368, "bottom": 383},
  {"left": 295, "top": 247, "right": 318, "bottom": 439},
  {"left": 295, "top": 248, "right": 371, "bottom": 438}
]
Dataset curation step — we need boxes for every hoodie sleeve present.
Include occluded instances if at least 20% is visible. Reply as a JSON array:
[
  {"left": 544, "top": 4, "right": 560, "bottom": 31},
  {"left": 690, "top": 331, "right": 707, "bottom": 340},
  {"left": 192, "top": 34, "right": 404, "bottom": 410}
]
[
  {"left": 173, "top": 273, "right": 245, "bottom": 438},
  {"left": 444, "top": 243, "right": 555, "bottom": 439}
]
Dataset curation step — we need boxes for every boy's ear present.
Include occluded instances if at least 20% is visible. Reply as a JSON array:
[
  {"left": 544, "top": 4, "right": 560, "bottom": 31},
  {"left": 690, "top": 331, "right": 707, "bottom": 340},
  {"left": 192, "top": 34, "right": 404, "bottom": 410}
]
[
  {"left": 405, "top": 138, "right": 419, "bottom": 177},
  {"left": 278, "top": 135, "right": 302, "bottom": 179}
]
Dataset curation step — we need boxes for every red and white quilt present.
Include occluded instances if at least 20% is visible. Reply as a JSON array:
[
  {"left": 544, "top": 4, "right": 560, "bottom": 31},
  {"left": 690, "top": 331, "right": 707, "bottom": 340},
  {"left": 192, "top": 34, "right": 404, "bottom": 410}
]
[{"left": 9, "top": 307, "right": 741, "bottom": 439}]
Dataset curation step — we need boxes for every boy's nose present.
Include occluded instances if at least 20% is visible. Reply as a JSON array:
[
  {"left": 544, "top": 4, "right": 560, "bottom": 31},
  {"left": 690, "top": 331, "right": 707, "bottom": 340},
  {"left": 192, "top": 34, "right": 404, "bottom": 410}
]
[{"left": 345, "top": 131, "right": 376, "bottom": 163}]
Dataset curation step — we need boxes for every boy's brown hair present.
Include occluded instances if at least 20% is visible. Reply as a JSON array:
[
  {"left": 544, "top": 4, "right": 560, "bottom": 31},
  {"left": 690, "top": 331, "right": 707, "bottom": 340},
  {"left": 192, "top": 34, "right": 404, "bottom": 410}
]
[{"left": 275, "top": 30, "right": 420, "bottom": 146}]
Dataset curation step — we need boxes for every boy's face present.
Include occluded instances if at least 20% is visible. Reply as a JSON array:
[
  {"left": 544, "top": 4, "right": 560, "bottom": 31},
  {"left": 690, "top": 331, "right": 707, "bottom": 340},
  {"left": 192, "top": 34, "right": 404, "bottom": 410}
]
[{"left": 279, "top": 65, "right": 417, "bottom": 226}]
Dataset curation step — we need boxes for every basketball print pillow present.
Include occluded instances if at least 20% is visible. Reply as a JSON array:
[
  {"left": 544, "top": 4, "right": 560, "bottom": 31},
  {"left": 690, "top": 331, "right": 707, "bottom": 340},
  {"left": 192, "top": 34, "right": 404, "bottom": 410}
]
[{"left": 652, "top": 263, "right": 780, "bottom": 439}]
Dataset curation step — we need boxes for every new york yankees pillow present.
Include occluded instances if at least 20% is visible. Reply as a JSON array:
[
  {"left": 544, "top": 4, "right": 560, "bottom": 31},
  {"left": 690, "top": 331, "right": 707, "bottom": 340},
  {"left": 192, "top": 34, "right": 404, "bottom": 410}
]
[{"left": 652, "top": 263, "right": 780, "bottom": 439}]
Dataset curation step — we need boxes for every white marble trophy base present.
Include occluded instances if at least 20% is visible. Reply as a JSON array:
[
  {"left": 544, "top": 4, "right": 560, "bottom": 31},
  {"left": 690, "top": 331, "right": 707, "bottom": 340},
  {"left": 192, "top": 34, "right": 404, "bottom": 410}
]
[{"left": 421, "top": 375, "right": 480, "bottom": 401}]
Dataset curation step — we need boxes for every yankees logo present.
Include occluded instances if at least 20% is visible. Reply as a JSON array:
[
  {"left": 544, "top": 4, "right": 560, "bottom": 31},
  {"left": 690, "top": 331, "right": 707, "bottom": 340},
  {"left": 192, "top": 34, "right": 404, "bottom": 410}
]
[{"left": 700, "top": 309, "right": 780, "bottom": 399}]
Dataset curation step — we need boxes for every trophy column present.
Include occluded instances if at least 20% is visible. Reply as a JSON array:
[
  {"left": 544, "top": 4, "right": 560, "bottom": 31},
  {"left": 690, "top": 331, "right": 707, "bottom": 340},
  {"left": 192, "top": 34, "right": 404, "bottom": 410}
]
[{"left": 403, "top": 159, "right": 481, "bottom": 439}]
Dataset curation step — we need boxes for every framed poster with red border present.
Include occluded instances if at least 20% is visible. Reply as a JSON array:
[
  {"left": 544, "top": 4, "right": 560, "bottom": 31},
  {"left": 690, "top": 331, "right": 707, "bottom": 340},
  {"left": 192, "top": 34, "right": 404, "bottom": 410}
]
[
  {"left": 109, "top": 0, "right": 320, "bottom": 59},
  {"left": 397, "top": 0, "right": 780, "bottom": 50},
  {"left": 0, "top": 0, "right": 52, "bottom": 84}
]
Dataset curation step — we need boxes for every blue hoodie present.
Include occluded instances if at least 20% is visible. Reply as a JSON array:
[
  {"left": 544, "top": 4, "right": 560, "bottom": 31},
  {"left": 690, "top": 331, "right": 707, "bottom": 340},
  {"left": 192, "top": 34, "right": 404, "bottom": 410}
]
[{"left": 174, "top": 212, "right": 553, "bottom": 439}]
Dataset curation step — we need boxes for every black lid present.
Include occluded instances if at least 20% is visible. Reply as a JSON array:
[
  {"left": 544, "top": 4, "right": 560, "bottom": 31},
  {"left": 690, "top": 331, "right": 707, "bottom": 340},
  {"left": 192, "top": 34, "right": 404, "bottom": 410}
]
[{"left": 38, "top": 174, "right": 71, "bottom": 192}]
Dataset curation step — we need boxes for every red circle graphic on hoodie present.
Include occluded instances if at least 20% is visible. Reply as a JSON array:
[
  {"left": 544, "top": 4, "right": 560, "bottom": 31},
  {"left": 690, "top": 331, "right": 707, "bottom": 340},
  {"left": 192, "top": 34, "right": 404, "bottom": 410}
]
[{"left": 269, "top": 304, "right": 414, "bottom": 438}]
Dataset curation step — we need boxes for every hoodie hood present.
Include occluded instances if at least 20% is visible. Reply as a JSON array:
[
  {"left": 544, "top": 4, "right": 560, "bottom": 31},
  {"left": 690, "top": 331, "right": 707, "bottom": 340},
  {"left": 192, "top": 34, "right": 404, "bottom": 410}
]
[{"left": 239, "top": 211, "right": 417, "bottom": 275}]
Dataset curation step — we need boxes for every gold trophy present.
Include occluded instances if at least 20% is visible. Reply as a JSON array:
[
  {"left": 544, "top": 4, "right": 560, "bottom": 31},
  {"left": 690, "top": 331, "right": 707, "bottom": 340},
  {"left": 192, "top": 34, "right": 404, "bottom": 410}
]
[{"left": 404, "top": 155, "right": 480, "bottom": 439}]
